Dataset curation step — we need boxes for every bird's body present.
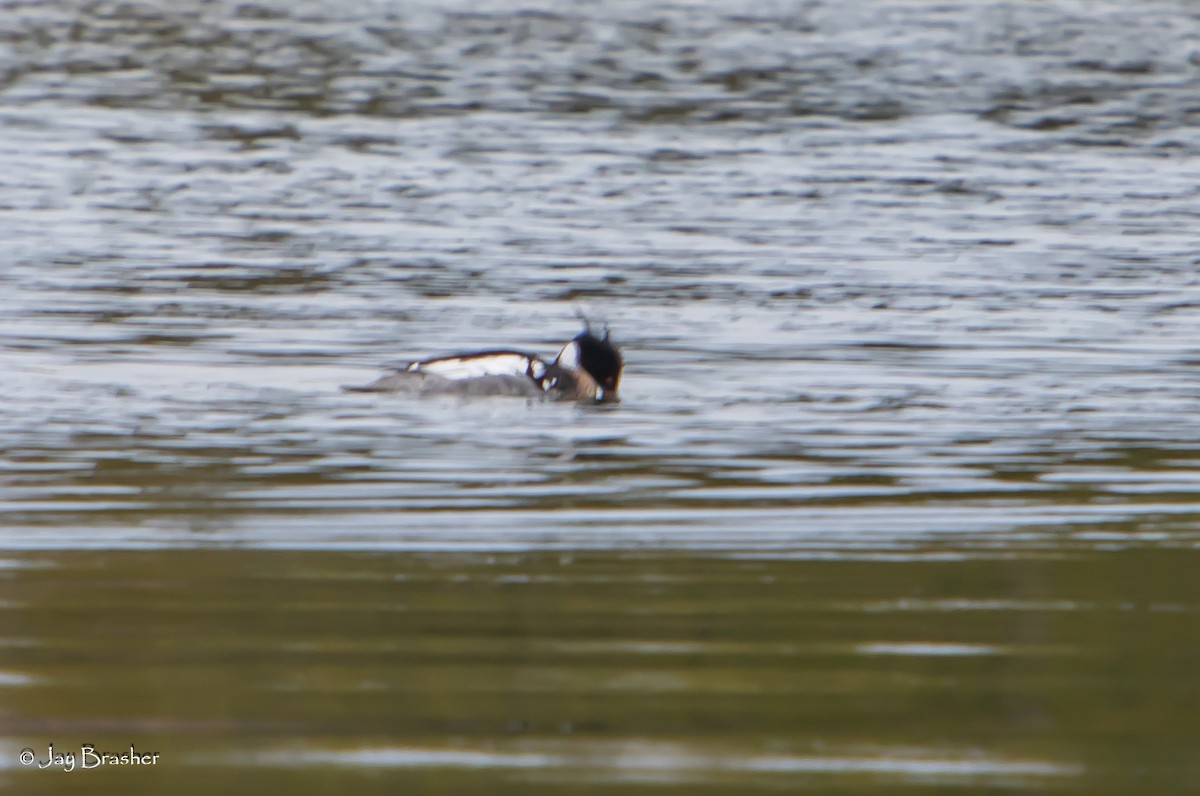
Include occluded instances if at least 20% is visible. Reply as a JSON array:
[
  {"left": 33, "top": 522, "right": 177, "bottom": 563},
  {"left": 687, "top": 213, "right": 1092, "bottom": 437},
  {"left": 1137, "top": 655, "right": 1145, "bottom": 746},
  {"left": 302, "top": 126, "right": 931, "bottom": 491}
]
[{"left": 345, "top": 328, "right": 623, "bottom": 403}]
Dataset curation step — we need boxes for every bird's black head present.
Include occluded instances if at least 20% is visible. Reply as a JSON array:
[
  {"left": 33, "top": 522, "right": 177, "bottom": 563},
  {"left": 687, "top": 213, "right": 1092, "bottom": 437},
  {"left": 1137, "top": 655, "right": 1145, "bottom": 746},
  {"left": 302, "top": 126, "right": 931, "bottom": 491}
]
[{"left": 573, "top": 328, "right": 623, "bottom": 402}]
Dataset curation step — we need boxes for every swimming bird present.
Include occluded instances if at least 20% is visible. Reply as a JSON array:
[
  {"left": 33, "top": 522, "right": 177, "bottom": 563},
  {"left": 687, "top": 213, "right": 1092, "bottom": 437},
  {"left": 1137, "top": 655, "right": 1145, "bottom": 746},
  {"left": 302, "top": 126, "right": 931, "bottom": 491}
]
[{"left": 344, "top": 325, "right": 623, "bottom": 403}]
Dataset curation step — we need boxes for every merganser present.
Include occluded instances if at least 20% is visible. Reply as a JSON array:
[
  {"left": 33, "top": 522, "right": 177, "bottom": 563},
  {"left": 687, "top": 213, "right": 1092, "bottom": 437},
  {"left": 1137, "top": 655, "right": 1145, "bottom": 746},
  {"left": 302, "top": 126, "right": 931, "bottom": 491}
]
[{"left": 344, "top": 326, "right": 623, "bottom": 403}]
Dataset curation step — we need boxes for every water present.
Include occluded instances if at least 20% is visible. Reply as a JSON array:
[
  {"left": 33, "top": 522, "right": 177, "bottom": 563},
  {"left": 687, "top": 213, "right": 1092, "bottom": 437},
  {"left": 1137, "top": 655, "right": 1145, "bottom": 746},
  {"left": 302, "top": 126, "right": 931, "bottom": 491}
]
[{"left": 2, "top": 0, "right": 1200, "bottom": 792}]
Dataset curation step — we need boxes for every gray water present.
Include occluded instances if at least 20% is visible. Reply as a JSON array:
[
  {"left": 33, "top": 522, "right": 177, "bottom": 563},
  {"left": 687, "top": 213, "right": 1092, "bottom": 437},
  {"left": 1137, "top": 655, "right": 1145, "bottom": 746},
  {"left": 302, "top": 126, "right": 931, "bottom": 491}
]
[{"left": 2, "top": 0, "right": 1200, "bottom": 792}]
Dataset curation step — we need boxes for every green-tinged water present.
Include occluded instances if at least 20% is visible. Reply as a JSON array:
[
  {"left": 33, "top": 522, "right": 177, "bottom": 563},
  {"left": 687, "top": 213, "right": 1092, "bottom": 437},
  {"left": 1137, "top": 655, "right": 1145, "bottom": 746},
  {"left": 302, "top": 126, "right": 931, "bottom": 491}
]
[{"left": 3, "top": 548, "right": 1199, "bottom": 794}]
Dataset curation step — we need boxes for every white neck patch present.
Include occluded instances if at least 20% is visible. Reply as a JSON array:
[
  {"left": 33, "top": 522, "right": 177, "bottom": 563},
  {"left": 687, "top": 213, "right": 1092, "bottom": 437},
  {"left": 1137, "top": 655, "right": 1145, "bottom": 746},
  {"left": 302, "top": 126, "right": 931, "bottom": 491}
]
[{"left": 555, "top": 341, "right": 581, "bottom": 370}]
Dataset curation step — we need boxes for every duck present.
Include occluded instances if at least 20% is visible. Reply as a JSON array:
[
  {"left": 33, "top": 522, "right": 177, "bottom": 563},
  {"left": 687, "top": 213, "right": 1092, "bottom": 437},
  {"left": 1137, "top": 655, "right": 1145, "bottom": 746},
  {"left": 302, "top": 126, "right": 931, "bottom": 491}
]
[{"left": 344, "top": 325, "right": 623, "bottom": 403}]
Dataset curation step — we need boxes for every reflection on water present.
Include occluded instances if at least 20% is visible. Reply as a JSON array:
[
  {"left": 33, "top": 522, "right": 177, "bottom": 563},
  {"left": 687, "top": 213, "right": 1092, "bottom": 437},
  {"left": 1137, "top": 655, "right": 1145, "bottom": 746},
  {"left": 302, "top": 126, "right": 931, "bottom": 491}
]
[
  {"left": 2, "top": 0, "right": 1200, "bottom": 791},
  {"left": 3, "top": 549, "right": 1198, "bottom": 794}
]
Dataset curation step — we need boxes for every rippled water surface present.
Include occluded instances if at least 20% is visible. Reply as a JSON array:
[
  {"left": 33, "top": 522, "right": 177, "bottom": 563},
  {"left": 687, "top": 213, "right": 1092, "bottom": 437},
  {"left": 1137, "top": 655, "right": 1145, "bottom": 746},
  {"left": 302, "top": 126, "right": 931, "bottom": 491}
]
[{"left": 2, "top": 0, "right": 1200, "bottom": 792}]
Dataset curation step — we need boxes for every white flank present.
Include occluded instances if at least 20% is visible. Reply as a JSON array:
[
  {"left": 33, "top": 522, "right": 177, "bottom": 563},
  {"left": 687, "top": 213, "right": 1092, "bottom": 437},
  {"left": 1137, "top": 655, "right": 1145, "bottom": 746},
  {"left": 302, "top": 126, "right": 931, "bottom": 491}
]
[{"left": 409, "top": 353, "right": 536, "bottom": 381}]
